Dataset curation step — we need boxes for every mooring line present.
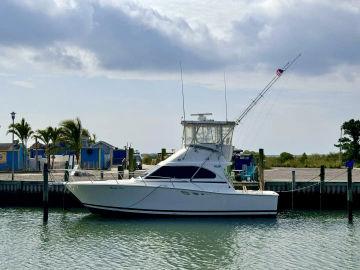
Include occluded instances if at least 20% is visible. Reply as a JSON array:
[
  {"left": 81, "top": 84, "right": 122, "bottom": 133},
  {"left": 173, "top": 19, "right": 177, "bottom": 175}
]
[
  {"left": 126, "top": 185, "right": 163, "bottom": 208},
  {"left": 278, "top": 169, "right": 348, "bottom": 193},
  {"left": 278, "top": 182, "right": 320, "bottom": 193}
]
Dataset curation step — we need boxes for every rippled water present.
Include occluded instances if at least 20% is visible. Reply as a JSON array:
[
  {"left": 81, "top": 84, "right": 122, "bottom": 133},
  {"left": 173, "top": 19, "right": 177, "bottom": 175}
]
[{"left": 1, "top": 208, "right": 359, "bottom": 269}]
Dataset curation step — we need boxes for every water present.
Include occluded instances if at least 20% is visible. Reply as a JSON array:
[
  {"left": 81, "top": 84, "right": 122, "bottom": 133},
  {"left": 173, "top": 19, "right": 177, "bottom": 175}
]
[{"left": 1, "top": 208, "right": 359, "bottom": 270}]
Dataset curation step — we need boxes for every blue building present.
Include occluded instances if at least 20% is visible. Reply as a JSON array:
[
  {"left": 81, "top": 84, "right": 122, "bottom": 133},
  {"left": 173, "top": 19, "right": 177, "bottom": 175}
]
[
  {"left": 80, "top": 141, "right": 126, "bottom": 170},
  {"left": 80, "top": 147, "right": 107, "bottom": 169},
  {"left": 113, "top": 149, "right": 126, "bottom": 165},
  {"left": 0, "top": 141, "right": 25, "bottom": 171},
  {"left": 29, "top": 142, "right": 46, "bottom": 158}
]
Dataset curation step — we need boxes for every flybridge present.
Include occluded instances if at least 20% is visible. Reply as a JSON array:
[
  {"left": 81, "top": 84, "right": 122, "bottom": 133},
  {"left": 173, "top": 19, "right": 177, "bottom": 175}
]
[
  {"left": 181, "top": 113, "right": 236, "bottom": 161},
  {"left": 181, "top": 113, "right": 235, "bottom": 147}
]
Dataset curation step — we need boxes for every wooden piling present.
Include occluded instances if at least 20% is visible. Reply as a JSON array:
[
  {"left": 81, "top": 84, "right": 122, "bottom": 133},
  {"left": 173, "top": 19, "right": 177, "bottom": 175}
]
[
  {"left": 64, "top": 161, "right": 69, "bottom": 182},
  {"left": 43, "top": 163, "right": 49, "bottom": 223},
  {"left": 161, "top": 148, "right": 167, "bottom": 161},
  {"left": 118, "top": 165, "right": 122, "bottom": 180},
  {"left": 320, "top": 165, "right": 325, "bottom": 210},
  {"left": 258, "top": 149, "right": 265, "bottom": 191},
  {"left": 128, "top": 147, "right": 134, "bottom": 172},
  {"left": 347, "top": 167, "right": 353, "bottom": 222},
  {"left": 292, "top": 170, "right": 296, "bottom": 209}
]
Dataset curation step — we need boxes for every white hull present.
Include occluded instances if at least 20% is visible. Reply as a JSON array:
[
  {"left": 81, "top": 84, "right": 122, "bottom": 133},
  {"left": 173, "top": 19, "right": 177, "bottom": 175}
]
[{"left": 67, "top": 180, "right": 278, "bottom": 216}]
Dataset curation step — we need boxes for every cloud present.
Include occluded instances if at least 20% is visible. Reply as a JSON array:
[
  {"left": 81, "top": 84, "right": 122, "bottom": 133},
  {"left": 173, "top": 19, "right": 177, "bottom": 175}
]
[
  {"left": 0, "top": 0, "right": 359, "bottom": 75},
  {"left": 0, "top": 0, "right": 225, "bottom": 72},
  {"left": 11, "top": 80, "right": 35, "bottom": 89},
  {"left": 230, "top": 0, "right": 360, "bottom": 74}
]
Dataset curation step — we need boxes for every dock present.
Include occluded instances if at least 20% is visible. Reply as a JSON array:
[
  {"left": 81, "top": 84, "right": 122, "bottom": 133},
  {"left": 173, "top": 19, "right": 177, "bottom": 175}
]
[{"left": 0, "top": 167, "right": 359, "bottom": 209}]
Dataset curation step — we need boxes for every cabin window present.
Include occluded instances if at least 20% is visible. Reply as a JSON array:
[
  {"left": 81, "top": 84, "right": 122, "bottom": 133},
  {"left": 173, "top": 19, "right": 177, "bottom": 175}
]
[{"left": 146, "top": 166, "right": 216, "bottom": 179}]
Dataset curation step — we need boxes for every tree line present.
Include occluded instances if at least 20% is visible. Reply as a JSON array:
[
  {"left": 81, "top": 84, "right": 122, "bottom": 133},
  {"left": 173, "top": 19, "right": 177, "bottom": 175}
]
[
  {"left": 245, "top": 118, "right": 360, "bottom": 169},
  {"left": 7, "top": 117, "right": 96, "bottom": 169}
]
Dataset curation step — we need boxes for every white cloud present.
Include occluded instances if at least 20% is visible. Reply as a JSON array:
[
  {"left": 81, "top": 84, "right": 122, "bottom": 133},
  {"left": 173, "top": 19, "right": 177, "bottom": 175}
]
[{"left": 11, "top": 80, "right": 35, "bottom": 89}]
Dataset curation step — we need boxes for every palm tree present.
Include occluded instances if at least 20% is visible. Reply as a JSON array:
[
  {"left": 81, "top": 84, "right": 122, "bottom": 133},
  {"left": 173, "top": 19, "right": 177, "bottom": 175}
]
[
  {"left": 34, "top": 127, "right": 53, "bottom": 166},
  {"left": 60, "top": 118, "right": 88, "bottom": 164},
  {"left": 34, "top": 127, "right": 64, "bottom": 168},
  {"left": 7, "top": 118, "right": 33, "bottom": 170},
  {"left": 49, "top": 127, "right": 63, "bottom": 169},
  {"left": 89, "top": 133, "right": 97, "bottom": 145},
  {"left": 82, "top": 128, "right": 90, "bottom": 138}
]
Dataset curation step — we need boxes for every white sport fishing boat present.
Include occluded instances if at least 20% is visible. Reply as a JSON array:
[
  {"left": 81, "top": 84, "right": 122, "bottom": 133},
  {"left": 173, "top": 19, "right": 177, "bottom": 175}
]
[
  {"left": 66, "top": 113, "right": 278, "bottom": 216},
  {"left": 66, "top": 54, "right": 301, "bottom": 216}
]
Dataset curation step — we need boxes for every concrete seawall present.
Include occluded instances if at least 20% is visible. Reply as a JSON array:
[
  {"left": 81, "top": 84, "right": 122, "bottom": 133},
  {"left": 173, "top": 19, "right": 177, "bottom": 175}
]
[{"left": 0, "top": 181, "right": 81, "bottom": 207}]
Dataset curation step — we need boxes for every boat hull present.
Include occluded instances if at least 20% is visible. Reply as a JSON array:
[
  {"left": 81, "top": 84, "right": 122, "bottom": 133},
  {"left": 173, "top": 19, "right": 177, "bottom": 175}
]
[{"left": 67, "top": 181, "right": 278, "bottom": 217}]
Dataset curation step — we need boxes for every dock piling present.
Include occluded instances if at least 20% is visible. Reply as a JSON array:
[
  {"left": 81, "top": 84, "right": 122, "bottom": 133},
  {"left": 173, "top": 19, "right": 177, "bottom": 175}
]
[
  {"left": 320, "top": 165, "right": 325, "bottom": 210},
  {"left": 43, "top": 163, "right": 49, "bottom": 223},
  {"left": 347, "top": 167, "right": 353, "bottom": 223},
  {"left": 129, "top": 147, "right": 135, "bottom": 172},
  {"left": 64, "top": 161, "right": 69, "bottom": 182},
  {"left": 161, "top": 148, "right": 166, "bottom": 161},
  {"left": 258, "top": 149, "right": 265, "bottom": 191},
  {"left": 292, "top": 170, "right": 296, "bottom": 209},
  {"left": 118, "top": 166, "right": 122, "bottom": 180}
]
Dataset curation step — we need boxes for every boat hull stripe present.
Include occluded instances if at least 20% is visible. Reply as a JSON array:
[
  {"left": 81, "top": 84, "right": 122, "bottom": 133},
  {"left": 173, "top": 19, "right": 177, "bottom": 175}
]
[{"left": 83, "top": 203, "right": 277, "bottom": 214}]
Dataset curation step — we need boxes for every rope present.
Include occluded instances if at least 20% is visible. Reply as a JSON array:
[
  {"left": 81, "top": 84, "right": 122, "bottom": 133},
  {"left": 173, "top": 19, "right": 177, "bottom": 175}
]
[
  {"left": 296, "top": 173, "right": 320, "bottom": 184},
  {"left": 278, "top": 182, "right": 320, "bottom": 193},
  {"left": 276, "top": 173, "right": 320, "bottom": 193},
  {"left": 126, "top": 184, "right": 163, "bottom": 208},
  {"left": 324, "top": 170, "right": 348, "bottom": 182},
  {"left": 277, "top": 169, "right": 349, "bottom": 193}
]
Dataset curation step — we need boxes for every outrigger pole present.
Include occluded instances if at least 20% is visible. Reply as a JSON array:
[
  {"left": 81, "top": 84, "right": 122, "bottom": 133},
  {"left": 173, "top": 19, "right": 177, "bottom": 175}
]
[
  {"left": 234, "top": 53, "right": 302, "bottom": 125},
  {"left": 219, "top": 53, "right": 302, "bottom": 145}
]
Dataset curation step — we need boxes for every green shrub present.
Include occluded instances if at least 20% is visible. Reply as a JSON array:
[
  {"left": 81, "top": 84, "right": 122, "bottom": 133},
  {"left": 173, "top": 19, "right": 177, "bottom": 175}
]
[{"left": 262, "top": 152, "right": 343, "bottom": 168}]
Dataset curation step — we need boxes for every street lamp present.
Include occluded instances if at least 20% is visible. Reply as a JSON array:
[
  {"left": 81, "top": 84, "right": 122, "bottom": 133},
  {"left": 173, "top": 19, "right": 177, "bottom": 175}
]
[{"left": 10, "top": 111, "right": 16, "bottom": 181}]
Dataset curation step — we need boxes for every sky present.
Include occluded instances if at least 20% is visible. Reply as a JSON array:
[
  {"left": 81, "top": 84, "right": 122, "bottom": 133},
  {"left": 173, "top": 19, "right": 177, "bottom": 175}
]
[{"left": 0, "top": 0, "right": 359, "bottom": 154}]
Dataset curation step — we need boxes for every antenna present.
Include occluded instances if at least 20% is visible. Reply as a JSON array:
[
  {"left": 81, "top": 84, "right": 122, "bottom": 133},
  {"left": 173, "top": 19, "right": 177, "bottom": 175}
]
[
  {"left": 179, "top": 62, "right": 186, "bottom": 121},
  {"left": 223, "top": 72, "right": 228, "bottom": 121}
]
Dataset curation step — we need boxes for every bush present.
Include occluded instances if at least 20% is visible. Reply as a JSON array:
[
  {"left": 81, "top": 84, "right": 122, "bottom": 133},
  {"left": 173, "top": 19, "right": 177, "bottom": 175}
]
[
  {"left": 142, "top": 154, "right": 157, "bottom": 165},
  {"left": 279, "top": 152, "right": 294, "bottom": 163},
  {"left": 263, "top": 152, "right": 343, "bottom": 168}
]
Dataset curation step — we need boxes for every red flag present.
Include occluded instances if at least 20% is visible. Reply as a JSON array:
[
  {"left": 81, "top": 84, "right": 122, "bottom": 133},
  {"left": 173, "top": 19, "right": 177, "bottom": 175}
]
[{"left": 276, "top": 68, "right": 284, "bottom": 76}]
